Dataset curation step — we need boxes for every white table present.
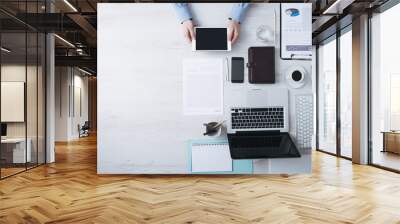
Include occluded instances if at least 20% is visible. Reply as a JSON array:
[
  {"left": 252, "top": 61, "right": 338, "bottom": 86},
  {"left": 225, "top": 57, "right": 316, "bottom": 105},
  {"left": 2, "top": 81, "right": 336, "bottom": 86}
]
[
  {"left": 98, "top": 3, "right": 312, "bottom": 174},
  {"left": 1, "top": 138, "right": 32, "bottom": 163}
]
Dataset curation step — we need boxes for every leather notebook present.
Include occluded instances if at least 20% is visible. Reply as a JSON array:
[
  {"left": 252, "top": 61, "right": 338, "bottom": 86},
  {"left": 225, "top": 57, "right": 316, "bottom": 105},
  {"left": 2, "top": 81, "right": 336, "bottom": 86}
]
[{"left": 247, "top": 47, "right": 275, "bottom": 84}]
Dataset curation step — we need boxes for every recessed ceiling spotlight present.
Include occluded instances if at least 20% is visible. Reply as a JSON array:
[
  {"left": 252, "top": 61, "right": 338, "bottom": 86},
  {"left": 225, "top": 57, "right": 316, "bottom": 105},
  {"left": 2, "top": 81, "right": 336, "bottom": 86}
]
[
  {"left": 78, "top": 67, "right": 93, "bottom": 76},
  {"left": 1, "top": 47, "right": 11, "bottom": 53},
  {"left": 63, "top": 0, "right": 78, "bottom": 12},
  {"left": 323, "top": 0, "right": 355, "bottom": 15},
  {"left": 54, "top": 34, "right": 75, "bottom": 48}
]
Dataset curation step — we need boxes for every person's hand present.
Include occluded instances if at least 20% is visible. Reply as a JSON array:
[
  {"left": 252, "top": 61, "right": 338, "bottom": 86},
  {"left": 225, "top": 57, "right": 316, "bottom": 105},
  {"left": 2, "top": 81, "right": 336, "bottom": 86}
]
[
  {"left": 227, "top": 20, "right": 241, "bottom": 44},
  {"left": 182, "top": 20, "right": 195, "bottom": 43}
]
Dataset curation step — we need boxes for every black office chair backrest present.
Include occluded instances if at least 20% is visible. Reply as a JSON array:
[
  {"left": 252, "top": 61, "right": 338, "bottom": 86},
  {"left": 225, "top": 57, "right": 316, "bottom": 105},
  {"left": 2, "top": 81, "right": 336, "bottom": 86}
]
[{"left": 82, "top": 121, "right": 90, "bottom": 129}]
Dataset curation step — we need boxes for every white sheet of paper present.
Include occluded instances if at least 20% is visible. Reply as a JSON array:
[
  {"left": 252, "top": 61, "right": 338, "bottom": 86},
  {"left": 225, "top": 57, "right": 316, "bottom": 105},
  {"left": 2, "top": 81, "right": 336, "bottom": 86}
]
[
  {"left": 182, "top": 58, "right": 224, "bottom": 115},
  {"left": 191, "top": 143, "right": 232, "bottom": 172}
]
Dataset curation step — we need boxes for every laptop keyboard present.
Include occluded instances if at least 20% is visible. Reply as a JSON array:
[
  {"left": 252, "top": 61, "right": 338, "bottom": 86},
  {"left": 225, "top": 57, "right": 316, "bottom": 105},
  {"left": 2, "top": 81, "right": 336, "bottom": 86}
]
[{"left": 231, "top": 107, "right": 284, "bottom": 129}]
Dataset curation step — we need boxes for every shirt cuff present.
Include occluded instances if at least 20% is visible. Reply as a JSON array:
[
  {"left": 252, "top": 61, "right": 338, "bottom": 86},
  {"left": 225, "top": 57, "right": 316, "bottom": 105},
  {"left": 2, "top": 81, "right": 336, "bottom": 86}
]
[
  {"left": 174, "top": 4, "right": 193, "bottom": 24},
  {"left": 230, "top": 3, "right": 249, "bottom": 23}
]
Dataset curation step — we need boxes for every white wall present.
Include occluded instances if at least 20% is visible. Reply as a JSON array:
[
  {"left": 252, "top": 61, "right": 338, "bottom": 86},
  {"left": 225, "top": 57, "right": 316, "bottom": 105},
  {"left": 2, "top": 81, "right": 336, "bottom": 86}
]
[
  {"left": 55, "top": 67, "right": 68, "bottom": 141},
  {"left": 1, "top": 65, "right": 26, "bottom": 141},
  {"left": 1, "top": 65, "right": 39, "bottom": 138},
  {"left": 55, "top": 67, "right": 89, "bottom": 141},
  {"left": 72, "top": 73, "right": 89, "bottom": 138}
]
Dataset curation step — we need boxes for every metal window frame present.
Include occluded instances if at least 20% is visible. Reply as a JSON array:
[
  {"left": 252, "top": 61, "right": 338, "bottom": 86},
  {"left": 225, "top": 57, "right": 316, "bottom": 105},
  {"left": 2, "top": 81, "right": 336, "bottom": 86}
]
[{"left": 315, "top": 24, "right": 353, "bottom": 161}]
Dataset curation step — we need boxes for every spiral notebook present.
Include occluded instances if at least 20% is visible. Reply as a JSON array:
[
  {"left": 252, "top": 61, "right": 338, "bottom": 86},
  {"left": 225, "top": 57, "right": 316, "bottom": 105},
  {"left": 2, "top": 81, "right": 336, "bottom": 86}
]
[{"left": 191, "top": 142, "right": 233, "bottom": 173}]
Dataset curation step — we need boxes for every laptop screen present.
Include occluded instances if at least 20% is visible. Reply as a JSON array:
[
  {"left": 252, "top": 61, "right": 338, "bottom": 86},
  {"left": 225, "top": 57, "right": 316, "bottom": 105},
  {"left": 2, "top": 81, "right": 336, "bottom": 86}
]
[{"left": 227, "top": 132, "right": 301, "bottom": 159}]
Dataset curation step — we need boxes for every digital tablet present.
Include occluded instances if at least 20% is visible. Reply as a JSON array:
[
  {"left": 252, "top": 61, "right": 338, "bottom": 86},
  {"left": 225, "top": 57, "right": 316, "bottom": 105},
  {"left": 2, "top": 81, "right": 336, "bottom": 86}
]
[{"left": 192, "top": 27, "right": 231, "bottom": 51}]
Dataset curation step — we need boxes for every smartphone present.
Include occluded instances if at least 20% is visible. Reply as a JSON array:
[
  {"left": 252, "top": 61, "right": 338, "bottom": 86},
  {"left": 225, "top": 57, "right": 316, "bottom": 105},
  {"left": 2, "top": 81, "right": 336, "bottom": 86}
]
[{"left": 231, "top": 57, "right": 244, "bottom": 83}]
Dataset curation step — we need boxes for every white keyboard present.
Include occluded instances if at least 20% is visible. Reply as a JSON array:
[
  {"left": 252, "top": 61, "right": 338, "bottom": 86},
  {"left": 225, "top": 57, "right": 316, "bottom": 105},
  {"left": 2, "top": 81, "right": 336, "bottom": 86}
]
[{"left": 295, "top": 94, "right": 313, "bottom": 150}]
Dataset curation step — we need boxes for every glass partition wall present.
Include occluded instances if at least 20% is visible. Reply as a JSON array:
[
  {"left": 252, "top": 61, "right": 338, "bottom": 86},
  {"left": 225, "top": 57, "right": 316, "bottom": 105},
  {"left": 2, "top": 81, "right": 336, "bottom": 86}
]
[
  {"left": 0, "top": 3, "right": 46, "bottom": 179},
  {"left": 0, "top": 31, "right": 27, "bottom": 177},
  {"left": 316, "top": 27, "right": 353, "bottom": 159}
]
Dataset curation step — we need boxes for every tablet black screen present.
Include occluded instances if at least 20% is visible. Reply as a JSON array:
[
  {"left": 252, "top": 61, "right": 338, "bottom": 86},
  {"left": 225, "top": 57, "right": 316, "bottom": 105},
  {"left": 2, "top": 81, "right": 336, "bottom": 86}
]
[{"left": 196, "top": 28, "right": 228, "bottom": 50}]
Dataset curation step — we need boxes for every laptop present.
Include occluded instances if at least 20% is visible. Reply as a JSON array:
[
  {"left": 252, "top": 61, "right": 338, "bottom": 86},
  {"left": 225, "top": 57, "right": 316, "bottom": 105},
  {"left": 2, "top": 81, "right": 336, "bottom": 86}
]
[{"left": 226, "top": 88, "right": 301, "bottom": 159}]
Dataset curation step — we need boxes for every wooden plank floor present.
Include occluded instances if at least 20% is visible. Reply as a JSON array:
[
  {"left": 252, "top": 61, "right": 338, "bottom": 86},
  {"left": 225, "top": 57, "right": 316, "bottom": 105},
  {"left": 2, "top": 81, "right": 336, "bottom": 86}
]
[{"left": 1, "top": 135, "right": 400, "bottom": 224}]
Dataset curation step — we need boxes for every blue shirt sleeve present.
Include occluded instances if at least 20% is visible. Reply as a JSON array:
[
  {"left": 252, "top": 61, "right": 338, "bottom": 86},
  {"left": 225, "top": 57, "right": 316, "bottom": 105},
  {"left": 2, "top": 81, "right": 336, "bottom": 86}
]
[
  {"left": 230, "top": 3, "right": 250, "bottom": 23},
  {"left": 173, "top": 3, "right": 193, "bottom": 24}
]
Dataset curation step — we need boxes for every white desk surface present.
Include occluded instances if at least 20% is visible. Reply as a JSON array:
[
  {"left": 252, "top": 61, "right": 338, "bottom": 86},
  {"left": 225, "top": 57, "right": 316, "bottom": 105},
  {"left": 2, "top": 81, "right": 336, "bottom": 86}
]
[
  {"left": 1, "top": 138, "right": 32, "bottom": 163},
  {"left": 98, "top": 3, "right": 312, "bottom": 174}
]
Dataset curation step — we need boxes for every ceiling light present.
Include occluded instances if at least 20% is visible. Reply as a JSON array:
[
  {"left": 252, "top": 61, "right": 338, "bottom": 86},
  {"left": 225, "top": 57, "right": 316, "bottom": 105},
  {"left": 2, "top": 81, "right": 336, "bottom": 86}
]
[
  {"left": 78, "top": 67, "right": 93, "bottom": 76},
  {"left": 1, "top": 47, "right": 11, "bottom": 53},
  {"left": 76, "top": 48, "right": 85, "bottom": 55},
  {"left": 63, "top": 0, "right": 78, "bottom": 12},
  {"left": 54, "top": 34, "right": 75, "bottom": 48},
  {"left": 322, "top": 0, "right": 355, "bottom": 15}
]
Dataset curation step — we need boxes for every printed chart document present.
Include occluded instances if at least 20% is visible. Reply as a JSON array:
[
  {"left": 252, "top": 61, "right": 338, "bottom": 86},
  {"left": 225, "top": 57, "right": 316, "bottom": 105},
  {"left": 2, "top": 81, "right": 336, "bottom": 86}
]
[
  {"left": 182, "top": 58, "right": 224, "bottom": 115},
  {"left": 191, "top": 143, "right": 232, "bottom": 172},
  {"left": 281, "top": 3, "right": 312, "bottom": 59}
]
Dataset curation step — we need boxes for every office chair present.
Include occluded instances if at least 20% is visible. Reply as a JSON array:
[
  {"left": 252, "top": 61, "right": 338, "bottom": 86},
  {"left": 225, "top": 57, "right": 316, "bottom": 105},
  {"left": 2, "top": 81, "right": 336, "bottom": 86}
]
[{"left": 79, "top": 121, "right": 90, "bottom": 138}]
